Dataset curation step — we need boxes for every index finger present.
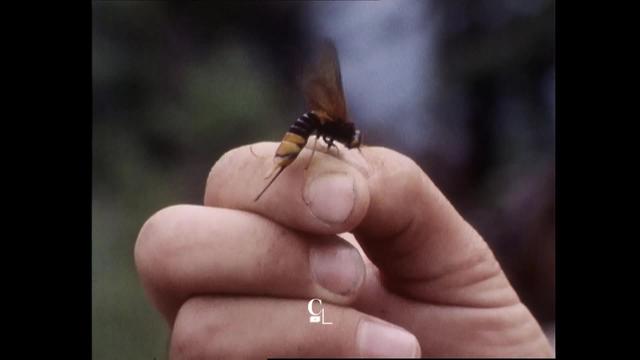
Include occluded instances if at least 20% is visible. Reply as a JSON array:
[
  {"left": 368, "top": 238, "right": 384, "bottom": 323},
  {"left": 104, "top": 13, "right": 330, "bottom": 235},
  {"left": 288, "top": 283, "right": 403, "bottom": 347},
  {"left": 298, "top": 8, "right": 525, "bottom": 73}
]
[
  {"left": 205, "top": 141, "right": 371, "bottom": 235},
  {"left": 204, "top": 143, "right": 499, "bottom": 302}
]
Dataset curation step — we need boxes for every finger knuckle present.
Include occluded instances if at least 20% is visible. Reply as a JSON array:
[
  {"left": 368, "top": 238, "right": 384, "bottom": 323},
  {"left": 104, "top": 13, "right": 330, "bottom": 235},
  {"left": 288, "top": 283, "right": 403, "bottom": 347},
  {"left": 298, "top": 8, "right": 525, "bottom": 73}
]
[
  {"left": 207, "top": 144, "right": 253, "bottom": 181},
  {"left": 171, "top": 297, "right": 226, "bottom": 359},
  {"left": 370, "top": 147, "right": 426, "bottom": 199},
  {"left": 205, "top": 145, "right": 252, "bottom": 203},
  {"left": 134, "top": 204, "right": 193, "bottom": 289},
  {"left": 369, "top": 146, "right": 424, "bottom": 179}
]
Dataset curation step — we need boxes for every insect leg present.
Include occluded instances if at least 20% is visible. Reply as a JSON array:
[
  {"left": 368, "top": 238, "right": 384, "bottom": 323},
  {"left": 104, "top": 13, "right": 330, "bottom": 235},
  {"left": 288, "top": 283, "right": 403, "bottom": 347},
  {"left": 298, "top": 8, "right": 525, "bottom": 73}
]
[
  {"left": 305, "top": 134, "right": 320, "bottom": 170},
  {"left": 323, "top": 137, "right": 340, "bottom": 156}
]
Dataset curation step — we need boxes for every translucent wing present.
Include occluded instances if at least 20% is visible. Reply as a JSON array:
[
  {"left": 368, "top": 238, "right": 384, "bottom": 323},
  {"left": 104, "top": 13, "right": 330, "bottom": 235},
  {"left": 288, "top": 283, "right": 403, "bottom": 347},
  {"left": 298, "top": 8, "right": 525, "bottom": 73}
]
[{"left": 302, "top": 40, "right": 349, "bottom": 123}]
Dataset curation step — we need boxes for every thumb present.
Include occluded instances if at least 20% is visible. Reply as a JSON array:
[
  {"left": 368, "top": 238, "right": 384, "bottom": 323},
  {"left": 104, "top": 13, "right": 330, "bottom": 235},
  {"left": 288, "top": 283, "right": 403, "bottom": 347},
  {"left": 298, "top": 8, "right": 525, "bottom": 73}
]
[{"left": 354, "top": 147, "right": 519, "bottom": 307}]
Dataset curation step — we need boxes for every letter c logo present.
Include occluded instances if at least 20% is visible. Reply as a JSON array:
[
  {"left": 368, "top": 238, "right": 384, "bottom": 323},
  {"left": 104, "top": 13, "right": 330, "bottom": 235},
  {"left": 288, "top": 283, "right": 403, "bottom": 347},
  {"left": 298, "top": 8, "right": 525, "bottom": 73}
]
[
  {"left": 307, "top": 298, "right": 332, "bottom": 325},
  {"left": 308, "top": 298, "right": 322, "bottom": 316}
]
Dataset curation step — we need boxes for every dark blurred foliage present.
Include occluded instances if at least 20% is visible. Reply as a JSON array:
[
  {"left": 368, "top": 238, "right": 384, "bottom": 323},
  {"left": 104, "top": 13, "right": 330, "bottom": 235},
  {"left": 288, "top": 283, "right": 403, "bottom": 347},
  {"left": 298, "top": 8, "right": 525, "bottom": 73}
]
[
  {"left": 427, "top": 0, "right": 555, "bottom": 323},
  {"left": 93, "top": 1, "right": 554, "bottom": 358}
]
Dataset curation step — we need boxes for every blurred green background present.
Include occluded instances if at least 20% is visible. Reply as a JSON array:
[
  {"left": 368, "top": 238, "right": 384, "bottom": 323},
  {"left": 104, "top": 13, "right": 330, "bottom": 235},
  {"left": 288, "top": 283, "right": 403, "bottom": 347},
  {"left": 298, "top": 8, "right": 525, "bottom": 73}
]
[{"left": 92, "top": 1, "right": 554, "bottom": 358}]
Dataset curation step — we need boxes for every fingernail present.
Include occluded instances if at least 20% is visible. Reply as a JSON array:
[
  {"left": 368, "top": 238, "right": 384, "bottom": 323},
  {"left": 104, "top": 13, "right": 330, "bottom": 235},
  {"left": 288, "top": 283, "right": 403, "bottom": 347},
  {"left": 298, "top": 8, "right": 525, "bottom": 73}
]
[
  {"left": 310, "top": 243, "right": 364, "bottom": 295},
  {"left": 356, "top": 319, "right": 421, "bottom": 358},
  {"left": 304, "top": 173, "right": 355, "bottom": 224}
]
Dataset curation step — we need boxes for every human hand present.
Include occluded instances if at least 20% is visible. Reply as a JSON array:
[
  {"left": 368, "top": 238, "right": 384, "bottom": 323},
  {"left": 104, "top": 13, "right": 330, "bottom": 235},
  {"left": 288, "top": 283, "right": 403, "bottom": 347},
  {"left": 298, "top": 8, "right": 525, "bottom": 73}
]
[{"left": 135, "top": 142, "right": 554, "bottom": 358}]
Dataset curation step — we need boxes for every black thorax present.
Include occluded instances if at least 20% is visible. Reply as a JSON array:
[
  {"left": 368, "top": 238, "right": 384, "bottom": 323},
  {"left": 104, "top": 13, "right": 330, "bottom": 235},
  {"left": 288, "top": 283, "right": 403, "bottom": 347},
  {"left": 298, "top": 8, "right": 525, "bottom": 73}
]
[
  {"left": 317, "top": 120, "right": 356, "bottom": 146},
  {"left": 288, "top": 111, "right": 356, "bottom": 147}
]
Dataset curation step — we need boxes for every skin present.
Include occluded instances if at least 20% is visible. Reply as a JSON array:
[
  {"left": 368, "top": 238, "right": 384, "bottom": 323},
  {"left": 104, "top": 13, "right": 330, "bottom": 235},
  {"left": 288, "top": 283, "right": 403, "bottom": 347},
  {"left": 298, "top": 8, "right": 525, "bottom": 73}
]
[{"left": 135, "top": 142, "right": 554, "bottom": 359}]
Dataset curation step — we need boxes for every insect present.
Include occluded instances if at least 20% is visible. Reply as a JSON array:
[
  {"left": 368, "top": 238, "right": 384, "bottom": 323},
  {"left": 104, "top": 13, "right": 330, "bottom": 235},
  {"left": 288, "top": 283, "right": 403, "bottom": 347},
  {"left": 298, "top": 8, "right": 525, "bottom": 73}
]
[{"left": 254, "top": 40, "right": 363, "bottom": 201}]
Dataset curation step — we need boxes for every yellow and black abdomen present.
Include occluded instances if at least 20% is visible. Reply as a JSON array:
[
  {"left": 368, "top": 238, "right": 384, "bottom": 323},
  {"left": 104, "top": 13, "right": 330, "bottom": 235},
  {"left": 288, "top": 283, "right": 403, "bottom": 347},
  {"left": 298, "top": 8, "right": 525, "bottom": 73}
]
[
  {"left": 273, "top": 112, "right": 320, "bottom": 167},
  {"left": 255, "top": 112, "right": 322, "bottom": 201}
]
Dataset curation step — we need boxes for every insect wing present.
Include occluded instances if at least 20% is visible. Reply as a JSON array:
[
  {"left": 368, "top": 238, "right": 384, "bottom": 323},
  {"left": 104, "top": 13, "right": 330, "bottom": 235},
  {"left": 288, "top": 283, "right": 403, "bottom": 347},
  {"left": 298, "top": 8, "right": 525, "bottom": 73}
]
[{"left": 302, "top": 40, "right": 349, "bottom": 123}]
